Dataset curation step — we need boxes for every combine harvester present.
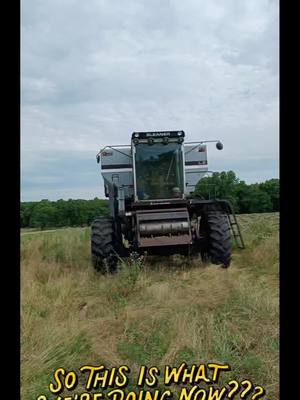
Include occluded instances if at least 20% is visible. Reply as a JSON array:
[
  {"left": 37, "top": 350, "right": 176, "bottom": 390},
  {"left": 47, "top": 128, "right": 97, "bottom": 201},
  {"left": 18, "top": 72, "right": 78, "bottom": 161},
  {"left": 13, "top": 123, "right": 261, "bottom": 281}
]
[{"left": 92, "top": 131, "right": 244, "bottom": 273}]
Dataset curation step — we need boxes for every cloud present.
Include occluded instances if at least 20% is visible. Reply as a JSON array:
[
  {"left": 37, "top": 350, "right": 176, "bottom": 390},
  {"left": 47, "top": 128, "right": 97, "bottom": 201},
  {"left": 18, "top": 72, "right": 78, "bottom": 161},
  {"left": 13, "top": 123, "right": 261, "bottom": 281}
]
[{"left": 21, "top": 0, "right": 279, "bottom": 201}]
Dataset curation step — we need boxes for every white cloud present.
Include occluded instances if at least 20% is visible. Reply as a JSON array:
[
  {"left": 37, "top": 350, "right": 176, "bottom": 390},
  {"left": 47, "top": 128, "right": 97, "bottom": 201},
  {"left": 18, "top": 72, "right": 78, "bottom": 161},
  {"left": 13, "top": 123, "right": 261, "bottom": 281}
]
[{"left": 21, "top": 0, "right": 279, "bottom": 201}]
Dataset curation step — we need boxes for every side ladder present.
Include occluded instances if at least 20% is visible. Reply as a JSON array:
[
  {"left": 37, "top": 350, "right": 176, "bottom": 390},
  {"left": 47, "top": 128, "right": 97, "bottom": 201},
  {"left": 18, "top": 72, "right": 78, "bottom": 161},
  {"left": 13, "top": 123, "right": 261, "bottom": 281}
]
[{"left": 218, "top": 200, "right": 245, "bottom": 249}]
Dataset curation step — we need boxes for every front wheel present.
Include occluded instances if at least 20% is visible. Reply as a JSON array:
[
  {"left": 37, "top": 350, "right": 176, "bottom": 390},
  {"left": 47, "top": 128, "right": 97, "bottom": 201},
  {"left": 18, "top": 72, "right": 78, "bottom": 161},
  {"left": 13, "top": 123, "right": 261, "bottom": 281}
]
[
  {"left": 201, "top": 212, "right": 232, "bottom": 268},
  {"left": 91, "top": 217, "right": 119, "bottom": 273}
]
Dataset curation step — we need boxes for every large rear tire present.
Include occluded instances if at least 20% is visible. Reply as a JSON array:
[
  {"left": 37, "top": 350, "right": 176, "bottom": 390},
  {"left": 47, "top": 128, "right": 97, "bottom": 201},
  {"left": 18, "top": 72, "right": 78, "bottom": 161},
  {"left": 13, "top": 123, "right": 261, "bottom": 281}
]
[
  {"left": 201, "top": 212, "right": 232, "bottom": 268},
  {"left": 91, "top": 217, "right": 119, "bottom": 273}
]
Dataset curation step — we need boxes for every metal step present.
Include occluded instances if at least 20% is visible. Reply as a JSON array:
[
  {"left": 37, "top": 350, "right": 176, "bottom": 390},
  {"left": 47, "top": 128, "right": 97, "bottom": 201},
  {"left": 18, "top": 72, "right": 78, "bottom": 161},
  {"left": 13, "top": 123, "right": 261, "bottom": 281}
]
[
  {"left": 217, "top": 200, "right": 245, "bottom": 249},
  {"left": 228, "top": 214, "right": 245, "bottom": 249}
]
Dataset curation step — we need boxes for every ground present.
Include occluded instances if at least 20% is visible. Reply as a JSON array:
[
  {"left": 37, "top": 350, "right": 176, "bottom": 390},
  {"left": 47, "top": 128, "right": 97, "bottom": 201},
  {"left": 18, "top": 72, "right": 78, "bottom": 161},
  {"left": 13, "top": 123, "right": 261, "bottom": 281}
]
[{"left": 21, "top": 213, "right": 279, "bottom": 400}]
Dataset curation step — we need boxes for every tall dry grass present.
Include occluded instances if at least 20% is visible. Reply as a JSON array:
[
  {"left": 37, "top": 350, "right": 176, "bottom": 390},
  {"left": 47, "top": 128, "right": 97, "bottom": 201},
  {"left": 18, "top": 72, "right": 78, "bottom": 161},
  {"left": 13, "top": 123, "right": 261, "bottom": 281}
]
[{"left": 21, "top": 213, "right": 279, "bottom": 400}]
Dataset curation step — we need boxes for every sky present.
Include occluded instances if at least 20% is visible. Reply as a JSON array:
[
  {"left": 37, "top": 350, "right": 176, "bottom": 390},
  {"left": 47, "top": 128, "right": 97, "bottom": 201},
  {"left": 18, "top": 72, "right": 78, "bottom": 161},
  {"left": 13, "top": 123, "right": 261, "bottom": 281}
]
[{"left": 21, "top": 0, "right": 279, "bottom": 201}]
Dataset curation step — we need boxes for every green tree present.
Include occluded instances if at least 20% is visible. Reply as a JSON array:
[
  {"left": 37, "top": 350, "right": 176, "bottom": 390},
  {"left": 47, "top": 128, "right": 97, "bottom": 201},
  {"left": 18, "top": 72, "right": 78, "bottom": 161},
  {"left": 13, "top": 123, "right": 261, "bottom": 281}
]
[
  {"left": 21, "top": 198, "right": 109, "bottom": 228},
  {"left": 195, "top": 171, "right": 240, "bottom": 210},
  {"left": 237, "top": 184, "right": 273, "bottom": 213},
  {"left": 194, "top": 172, "right": 278, "bottom": 214},
  {"left": 30, "top": 200, "right": 58, "bottom": 230},
  {"left": 259, "top": 179, "right": 279, "bottom": 211},
  {"left": 20, "top": 202, "right": 36, "bottom": 227}
]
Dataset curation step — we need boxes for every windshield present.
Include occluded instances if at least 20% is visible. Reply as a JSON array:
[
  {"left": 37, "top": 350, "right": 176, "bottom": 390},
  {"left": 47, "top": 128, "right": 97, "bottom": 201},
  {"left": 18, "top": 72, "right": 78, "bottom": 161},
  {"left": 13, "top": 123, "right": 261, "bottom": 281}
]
[{"left": 135, "top": 142, "right": 184, "bottom": 200}]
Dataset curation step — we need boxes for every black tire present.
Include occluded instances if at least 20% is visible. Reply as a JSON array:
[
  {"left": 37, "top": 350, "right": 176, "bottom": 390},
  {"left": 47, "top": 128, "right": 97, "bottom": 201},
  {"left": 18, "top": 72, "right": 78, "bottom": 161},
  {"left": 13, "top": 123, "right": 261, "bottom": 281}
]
[
  {"left": 201, "top": 212, "right": 232, "bottom": 268},
  {"left": 91, "top": 217, "right": 119, "bottom": 273}
]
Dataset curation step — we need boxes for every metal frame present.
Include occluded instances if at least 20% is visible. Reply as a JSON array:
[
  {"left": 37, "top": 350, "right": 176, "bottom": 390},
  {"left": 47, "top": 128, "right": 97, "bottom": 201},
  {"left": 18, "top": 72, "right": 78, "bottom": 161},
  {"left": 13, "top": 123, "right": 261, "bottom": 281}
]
[
  {"left": 181, "top": 141, "right": 186, "bottom": 198},
  {"left": 132, "top": 141, "right": 138, "bottom": 202},
  {"left": 97, "top": 139, "right": 220, "bottom": 160},
  {"left": 135, "top": 207, "right": 192, "bottom": 247},
  {"left": 132, "top": 138, "right": 186, "bottom": 203},
  {"left": 184, "top": 140, "right": 221, "bottom": 155}
]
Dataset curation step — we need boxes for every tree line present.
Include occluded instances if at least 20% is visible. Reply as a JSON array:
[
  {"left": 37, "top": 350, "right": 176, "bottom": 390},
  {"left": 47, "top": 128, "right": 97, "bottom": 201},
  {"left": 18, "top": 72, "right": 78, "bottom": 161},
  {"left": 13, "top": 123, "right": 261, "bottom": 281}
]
[
  {"left": 194, "top": 171, "right": 279, "bottom": 214},
  {"left": 21, "top": 198, "right": 108, "bottom": 229},
  {"left": 21, "top": 172, "right": 279, "bottom": 229}
]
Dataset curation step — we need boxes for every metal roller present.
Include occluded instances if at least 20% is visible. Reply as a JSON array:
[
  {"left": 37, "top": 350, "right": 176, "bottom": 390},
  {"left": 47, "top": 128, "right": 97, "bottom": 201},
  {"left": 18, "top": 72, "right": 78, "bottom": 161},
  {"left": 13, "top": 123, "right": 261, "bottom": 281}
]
[{"left": 139, "top": 220, "right": 190, "bottom": 236}]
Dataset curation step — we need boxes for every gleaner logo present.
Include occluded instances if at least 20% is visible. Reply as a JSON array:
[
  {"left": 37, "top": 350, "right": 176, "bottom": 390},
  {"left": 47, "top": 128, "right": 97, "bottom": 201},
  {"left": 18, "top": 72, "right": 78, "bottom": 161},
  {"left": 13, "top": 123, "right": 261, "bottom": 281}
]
[{"left": 146, "top": 132, "right": 171, "bottom": 137}]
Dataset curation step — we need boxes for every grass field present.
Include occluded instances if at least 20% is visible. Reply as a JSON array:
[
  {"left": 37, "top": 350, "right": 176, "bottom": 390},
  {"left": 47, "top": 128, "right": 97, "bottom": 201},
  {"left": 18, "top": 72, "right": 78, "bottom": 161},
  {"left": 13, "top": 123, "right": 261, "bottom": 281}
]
[{"left": 21, "top": 213, "right": 279, "bottom": 400}]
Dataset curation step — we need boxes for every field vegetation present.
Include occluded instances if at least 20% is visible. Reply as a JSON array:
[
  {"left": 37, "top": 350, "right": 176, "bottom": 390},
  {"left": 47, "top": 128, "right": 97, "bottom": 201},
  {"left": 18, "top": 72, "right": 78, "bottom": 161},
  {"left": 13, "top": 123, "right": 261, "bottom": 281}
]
[{"left": 21, "top": 213, "right": 279, "bottom": 400}]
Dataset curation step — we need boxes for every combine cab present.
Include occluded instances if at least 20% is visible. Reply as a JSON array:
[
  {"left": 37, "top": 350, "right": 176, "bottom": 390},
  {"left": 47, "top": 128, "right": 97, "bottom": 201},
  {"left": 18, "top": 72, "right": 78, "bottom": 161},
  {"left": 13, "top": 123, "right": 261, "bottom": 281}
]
[{"left": 91, "top": 131, "right": 244, "bottom": 273}]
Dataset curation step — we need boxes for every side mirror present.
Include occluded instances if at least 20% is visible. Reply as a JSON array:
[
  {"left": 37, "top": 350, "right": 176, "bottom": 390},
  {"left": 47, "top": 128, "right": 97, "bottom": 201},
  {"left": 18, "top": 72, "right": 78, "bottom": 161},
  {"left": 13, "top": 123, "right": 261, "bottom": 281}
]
[
  {"left": 96, "top": 155, "right": 100, "bottom": 163},
  {"left": 216, "top": 141, "right": 223, "bottom": 150}
]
